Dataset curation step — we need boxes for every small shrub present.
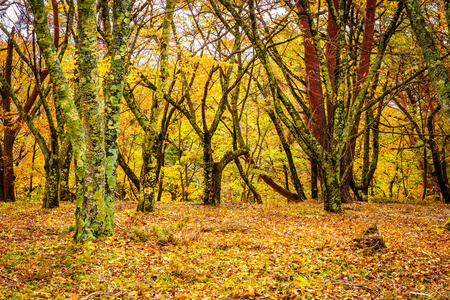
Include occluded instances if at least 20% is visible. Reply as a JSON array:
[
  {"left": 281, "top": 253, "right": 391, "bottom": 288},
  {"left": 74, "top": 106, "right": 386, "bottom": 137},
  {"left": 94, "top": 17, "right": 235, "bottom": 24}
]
[
  {"left": 62, "top": 224, "right": 76, "bottom": 233},
  {"left": 129, "top": 228, "right": 148, "bottom": 242},
  {"left": 130, "top": 216, "right": 190, "bottom": 244}
]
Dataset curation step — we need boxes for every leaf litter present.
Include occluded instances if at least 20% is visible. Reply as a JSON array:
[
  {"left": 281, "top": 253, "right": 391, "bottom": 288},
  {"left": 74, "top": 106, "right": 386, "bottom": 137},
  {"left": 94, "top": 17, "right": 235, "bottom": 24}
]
[{"left": 0, "top": 200, "right": 449, "bottom": 299}]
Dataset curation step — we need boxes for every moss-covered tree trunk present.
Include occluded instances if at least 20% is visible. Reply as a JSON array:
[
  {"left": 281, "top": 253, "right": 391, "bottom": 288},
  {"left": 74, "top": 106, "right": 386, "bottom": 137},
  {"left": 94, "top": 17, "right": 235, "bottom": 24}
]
[
  {"left": 59, "top": 142, "right": 73, "bottom": 201},
  {"left": 103, "top": 0, "right": 131, "bottom": 222},
  {"left": 138, "top": 131, "right": 163, "bottom": 212},
  {"left": 75, "top": 0, "right": 110, "bottom": 240},
  {"left": 137, "top": 0, "right": 173, "bottom": 212},
  {"left": 401, "top": 0, "right": 450, "bottom": 117},
  {"left": 322, "top": 159, "right": 342, "bottom": 213},
  {"left": 29, "top": 0, "right": 87, "bottom": 224},
  {"left": 43, "top": 155, "right": 60, "bottom": 208}
]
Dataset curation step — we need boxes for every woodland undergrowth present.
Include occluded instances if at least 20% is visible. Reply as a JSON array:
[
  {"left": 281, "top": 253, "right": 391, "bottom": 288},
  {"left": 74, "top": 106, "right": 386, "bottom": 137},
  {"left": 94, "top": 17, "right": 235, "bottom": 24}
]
[{"left": 0, "top": 199, "right": 449, "bottom": 299}]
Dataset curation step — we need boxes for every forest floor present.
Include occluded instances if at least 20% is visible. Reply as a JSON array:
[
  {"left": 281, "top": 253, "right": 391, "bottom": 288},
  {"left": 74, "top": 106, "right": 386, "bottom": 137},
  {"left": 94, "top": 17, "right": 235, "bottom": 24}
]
[{"left": 0, "top": 199, "right": 449, "bottom": 299}]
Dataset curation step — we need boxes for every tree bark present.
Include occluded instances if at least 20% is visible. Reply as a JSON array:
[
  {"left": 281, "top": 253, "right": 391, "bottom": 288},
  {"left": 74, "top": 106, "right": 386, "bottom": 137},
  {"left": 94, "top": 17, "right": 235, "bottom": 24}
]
[
  {"left": 341, "top": 0, "right": 377, "bottom": 202},
  {"left": 138, "top": 0, "right": 173, "bottom": 212},
  {"left": 259, "top": 174, "right": 303, "bottom": 203},
  {"left": 322, "top": 159, "right": 342, "bottom": 213},
  {"left": 401, "top": 0, "right": 450, "bottom": 118},
  {"left": 267, "top": 109, "right": 307, "bottom": 201},
  {"left": 75, "top": 0, "right": 109, "bottom": 240},
  {"left": 427, "top": 106, "right": 450, "bottom": 204},
  {"left": 104, "top": 0, "right": 131, "bottom": 220},
  {"left": 234, "top": 157, "right": 262, "bottom": 204},
  {"left": 2, "top": 32, "right": 16, "bottom": 202},
  {"left": 43, "top": 156, "right": 59, "bottom": 208},
  {"left": 29, "top": 0, "right": 87, "bottom": 221}
]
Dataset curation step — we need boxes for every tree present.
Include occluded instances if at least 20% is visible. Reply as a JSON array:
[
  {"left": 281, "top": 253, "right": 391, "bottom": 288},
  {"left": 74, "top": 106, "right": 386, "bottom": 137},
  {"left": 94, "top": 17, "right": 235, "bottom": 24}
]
[
  {"left": 25, "top": 0, "right": 130, "bottom": 241},
  {"left": 0, "top": 0, "right": 75, "bottom": 208},
  {"left": 399, "top": 0, "right": 450, "bottom": 228},
  {"left": 212, "top": 0, "right": 403, "bottom": 212}
]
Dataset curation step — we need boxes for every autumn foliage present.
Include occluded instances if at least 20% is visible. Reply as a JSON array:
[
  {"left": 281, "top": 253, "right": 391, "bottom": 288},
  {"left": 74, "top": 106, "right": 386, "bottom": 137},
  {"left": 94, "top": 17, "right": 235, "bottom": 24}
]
[
  {"left": 1, "top": 0, "right": 450, "bottom": 297},
  {"left": 1, "top": 200, "right": 449, "bottom": 298}
]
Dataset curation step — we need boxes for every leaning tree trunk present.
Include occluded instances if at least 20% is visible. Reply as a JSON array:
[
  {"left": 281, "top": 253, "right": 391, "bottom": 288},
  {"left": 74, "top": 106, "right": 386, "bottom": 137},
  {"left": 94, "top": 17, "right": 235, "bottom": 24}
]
[
  {"left": 267, "top": 109, "right": 307, "bottom": 201},
  {"left": 234, "top": 157, "right": 262, "bottom": 204},
  {"left": 402, "top": 0, "right": 450, "bottom": 117}
]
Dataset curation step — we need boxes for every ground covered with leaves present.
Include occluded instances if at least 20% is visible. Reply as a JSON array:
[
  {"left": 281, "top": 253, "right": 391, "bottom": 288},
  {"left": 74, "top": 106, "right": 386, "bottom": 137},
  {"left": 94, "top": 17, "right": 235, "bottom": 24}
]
[{"left": 0, "top": 200, "right": 449, "bottom": 299}]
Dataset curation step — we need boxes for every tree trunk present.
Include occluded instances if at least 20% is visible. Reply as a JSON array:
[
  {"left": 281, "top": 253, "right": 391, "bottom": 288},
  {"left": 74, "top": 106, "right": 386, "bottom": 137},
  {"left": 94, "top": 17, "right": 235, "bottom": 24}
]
[
  {"left": 341, "top": 0, "right": 377, "bottom": 203},
  {"left": 137, "top": 0, "right": 173, "bottom": 212},
  {"left": 311, "top": 158, "right": 319, "bottom": 199},
  {"left": 103, "top": 0, "right": 131, "bottom": 221},
  {"left": 157, "top": 171, "right": 164, "bottom": 202},
  {"left": 427, "top": 106, "right": 450, "bottom": 204},
  {"left": 75, "top": 0, "right": 109, "bottom": 241},
  {"left": 259, "top": 174, "right": 302, "bottom": 203},
  {"left": 59, "top": 143, "right": 73, "bottom": 201},
  {"left": 267, "top": 109, "right": 307, "bottom": 201},
  {"left": 202, "top": 136, "right": 218, "bottom": 205},
  {"left": 211, "top": 162, "right": 223, "bottom": 205},
  {"left": 138, "top": 132, "right": 163, "bottom": 212},
  {"left": 234, "top": 157, "right": 262, "bottom": 204},
  {"left": 2, "top": 32, "right": 16, "bottom": 202},
  {"left": 323, "top": 160, "right": 342, "bottom": 213},
  {"left": 43, "top": 156, "right": 60, "bottom": 208},
  {"left": 402, "top": 0, "right": 450, "bottom": 118},
  {"left": 295, "top": 1, "right": 327, "bottom": 147},
  {"left": 0, "top": 145, "right": 4, "bottom": 201}
]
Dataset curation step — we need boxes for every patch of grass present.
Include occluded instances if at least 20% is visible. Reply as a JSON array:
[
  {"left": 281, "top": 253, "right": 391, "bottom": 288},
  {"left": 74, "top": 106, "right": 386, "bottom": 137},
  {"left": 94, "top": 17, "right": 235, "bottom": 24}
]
[
  {"left": 62, "top": 224, "right": 76, "bottom": 233},
  {"left": 129, "top": 227, "right": 148, "bottom": 242}
]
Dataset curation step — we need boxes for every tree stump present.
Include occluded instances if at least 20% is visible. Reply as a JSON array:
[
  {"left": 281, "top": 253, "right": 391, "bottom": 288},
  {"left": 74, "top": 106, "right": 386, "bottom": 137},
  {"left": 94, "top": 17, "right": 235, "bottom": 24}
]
[{"left": 353, "top": 223, "right": 386, "bottom": 250}]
